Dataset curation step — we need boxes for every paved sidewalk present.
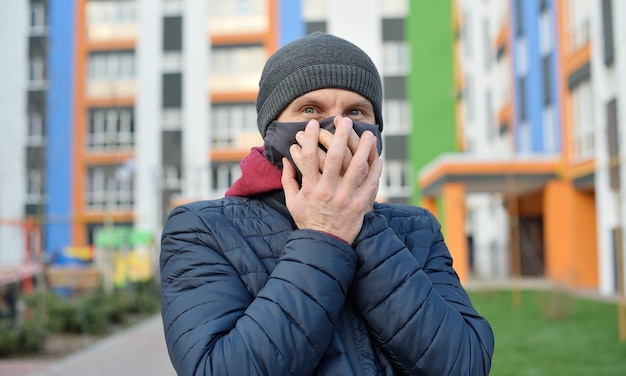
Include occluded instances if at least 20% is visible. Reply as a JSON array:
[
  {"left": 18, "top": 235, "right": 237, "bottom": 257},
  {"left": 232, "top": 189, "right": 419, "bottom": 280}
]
[{"left": 2, "top": 315, "right": 176, "bottom": 376}]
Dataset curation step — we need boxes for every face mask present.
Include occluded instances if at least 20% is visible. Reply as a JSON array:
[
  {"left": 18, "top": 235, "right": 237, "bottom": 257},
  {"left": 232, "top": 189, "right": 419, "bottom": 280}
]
[{"left": 263, "top": 116, "right": 382, "bottom": 177}]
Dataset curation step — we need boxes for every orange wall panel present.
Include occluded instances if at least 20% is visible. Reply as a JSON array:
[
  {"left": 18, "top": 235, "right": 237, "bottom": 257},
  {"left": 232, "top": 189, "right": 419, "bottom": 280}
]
[
  {"left": 544, "top": 180, "right": 598, "bottom": 288},
  {"left": 421, "top": 196, "right": 439, "bottom": 220},
  {"left": 73, "top": 0, "right": 88, "bottom": 247},
  {"left": 571, "top": 190, "right": 598, "bottom": 288},
  {"left": 442, "top": 183, "right": 469, "bottom": 283}
]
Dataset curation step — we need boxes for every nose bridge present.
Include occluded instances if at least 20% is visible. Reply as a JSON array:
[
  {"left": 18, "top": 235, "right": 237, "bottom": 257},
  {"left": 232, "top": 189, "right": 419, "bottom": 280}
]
[{"left": 327, "top": 103, "right": 344, "bottom": 119}]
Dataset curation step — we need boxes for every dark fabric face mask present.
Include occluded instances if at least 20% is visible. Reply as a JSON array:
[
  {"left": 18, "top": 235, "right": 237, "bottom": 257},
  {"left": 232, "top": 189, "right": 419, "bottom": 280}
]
[{"left": 263, "top": 117, "right": 383, "bottom": 177}]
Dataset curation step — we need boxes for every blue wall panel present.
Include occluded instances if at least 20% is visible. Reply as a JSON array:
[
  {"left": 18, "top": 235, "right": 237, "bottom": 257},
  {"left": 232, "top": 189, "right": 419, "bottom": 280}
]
[
  {"left": 279, "top": 0, "right": 304, "bottom": 47},
  {"left": 523, "top": 0, "right": 544, "bottom": 152},
  {"left": 45, "top": 0, "right": 74, "bottom": 256}
]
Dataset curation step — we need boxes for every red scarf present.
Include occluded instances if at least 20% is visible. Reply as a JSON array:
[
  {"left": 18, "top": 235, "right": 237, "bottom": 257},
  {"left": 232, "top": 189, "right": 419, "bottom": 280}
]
[{"left": 225, "top": 147, "right": 283, "bottom": 197}]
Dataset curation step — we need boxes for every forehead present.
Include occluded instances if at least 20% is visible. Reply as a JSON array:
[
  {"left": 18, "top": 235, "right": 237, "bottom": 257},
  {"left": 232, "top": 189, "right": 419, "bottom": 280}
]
[{"left": 290, "top": 88, "right": 373, "bottom": 108}]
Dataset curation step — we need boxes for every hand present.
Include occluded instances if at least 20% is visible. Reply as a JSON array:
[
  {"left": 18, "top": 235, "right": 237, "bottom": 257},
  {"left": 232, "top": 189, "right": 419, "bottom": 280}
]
[{"left": 281, "top": 116, "right": 382, "bottom": 244}]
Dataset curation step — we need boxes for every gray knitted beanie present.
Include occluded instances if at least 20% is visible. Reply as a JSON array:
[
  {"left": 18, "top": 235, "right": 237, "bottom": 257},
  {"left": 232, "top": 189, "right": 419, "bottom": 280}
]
[{"left": 256, "top": 32, "right": 383, "bottom": 138}]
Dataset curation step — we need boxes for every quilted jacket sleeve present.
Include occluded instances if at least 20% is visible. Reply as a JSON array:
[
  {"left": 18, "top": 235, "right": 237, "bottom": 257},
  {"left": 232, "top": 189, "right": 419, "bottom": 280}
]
[
  {"left": 160, "top": 204, "right": 357, "bottom": 375},
  {"left": 351, "top": 207, "right": 494, "bottom": 375}
]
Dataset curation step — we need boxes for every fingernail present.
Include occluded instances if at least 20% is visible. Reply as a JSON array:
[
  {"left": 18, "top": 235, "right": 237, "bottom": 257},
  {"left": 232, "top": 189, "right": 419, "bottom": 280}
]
[{"left": 296, "top": 131, "right": 303, "bottom": 140}]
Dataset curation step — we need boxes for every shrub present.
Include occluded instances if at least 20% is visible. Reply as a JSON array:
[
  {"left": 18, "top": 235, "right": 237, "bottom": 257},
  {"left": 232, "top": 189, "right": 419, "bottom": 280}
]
[
  {"left": 2, "top": 278, "right": 161, "bottom": 358},
  {"left": 0, "top": 321, "right": 19, "bottom": 356},
  {"left": 0, "top": 318, "right": 48, "bottom": 357}
]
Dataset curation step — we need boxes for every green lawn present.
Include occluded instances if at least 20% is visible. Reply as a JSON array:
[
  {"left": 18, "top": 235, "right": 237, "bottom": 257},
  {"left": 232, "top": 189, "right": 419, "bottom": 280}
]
[{"left": 469, "top": 289, "right": 626, "bottom": 376}]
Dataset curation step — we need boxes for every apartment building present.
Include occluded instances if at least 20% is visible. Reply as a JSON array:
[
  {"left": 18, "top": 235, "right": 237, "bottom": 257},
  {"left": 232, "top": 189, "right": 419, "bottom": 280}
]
[
  {"left": 418, "top": 0, "right": 626, "bottom": 296},
  {"left": 0, "top": 1, "right": 45, "bottom": 286},
  {"left": 4, "top": 0, "right": 625, "bottom": 299},
  {"left": 0, "top": 0, "right": 415, "bottom": 274}
]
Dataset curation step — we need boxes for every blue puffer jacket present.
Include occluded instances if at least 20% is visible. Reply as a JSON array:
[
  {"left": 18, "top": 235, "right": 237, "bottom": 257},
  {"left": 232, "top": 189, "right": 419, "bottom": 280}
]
[{"left": 160, "top": 195, "right": 494, "bottom": 375}]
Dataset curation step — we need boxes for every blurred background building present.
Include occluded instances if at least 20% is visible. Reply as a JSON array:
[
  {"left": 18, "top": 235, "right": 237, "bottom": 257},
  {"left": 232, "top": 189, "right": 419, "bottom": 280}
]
[{"left": 1, "top": 0, "right": 625, "bottom": 299}]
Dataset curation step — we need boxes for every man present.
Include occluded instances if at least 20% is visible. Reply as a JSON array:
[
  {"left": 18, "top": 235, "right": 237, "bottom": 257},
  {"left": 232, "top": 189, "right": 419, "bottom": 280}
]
[{"left": 160, "top": 32, "right": 494, "bottom": 375}]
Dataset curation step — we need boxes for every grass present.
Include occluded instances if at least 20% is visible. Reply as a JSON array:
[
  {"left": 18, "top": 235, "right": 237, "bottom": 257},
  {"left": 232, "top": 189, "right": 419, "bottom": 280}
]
[{"left": 469, "top": 289, "right": 626, "bottom": 376}]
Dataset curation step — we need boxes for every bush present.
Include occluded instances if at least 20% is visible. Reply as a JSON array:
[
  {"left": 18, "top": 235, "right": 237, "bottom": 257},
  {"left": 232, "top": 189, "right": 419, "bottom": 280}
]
[
  {"left": 0, "top": 318, "right": 48, "bottom": 357},
  {"left": 18, "top": 318, "right": 48, "bottom": 353},
  {"left": 0, "top": 321, "right": 20, "bottom": 356},
  {"left": 0, "top": 278, "right": 161, "bottom": 358}
]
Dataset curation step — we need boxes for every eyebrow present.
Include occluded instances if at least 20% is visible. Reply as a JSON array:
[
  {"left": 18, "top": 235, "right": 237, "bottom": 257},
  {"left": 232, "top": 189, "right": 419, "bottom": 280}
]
[
  {"left": 350, "top": 99, "right": 374, "bottom": 110},
  {"left": 290, "top": 95, "right": 373, "bottom": 110}
]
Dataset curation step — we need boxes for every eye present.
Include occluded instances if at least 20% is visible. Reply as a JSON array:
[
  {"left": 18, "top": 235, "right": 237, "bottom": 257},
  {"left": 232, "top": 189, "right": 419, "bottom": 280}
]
[
  {"left": 303, "top": 107, "right": 316, "bottom": 115},
  {"left": 346, "top": 109, "right": 363, "bottom": 117}
]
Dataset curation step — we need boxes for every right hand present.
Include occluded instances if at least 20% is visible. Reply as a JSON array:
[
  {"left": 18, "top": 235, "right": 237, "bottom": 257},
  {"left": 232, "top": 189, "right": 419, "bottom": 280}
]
[{"left": 281, "top": 117, "right": 382, "bottom": 244}]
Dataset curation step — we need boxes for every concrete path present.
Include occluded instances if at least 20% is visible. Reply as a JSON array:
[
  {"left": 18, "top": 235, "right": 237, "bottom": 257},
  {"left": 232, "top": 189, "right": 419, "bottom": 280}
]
[{"left": 0, "top": 315, "right": 176, "bottom": 376}]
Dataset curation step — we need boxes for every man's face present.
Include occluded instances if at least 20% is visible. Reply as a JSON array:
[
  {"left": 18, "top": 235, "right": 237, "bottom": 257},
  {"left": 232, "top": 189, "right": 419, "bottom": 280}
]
[{"left": 277, "top": 88, "right": 376, "bottom": 125}]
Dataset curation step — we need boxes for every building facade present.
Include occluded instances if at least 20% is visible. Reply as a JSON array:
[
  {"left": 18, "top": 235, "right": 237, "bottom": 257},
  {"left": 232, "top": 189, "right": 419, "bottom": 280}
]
[
  {"left": 1, "top": 1, "right": 45, "bottom": 278},
  {"left": 418, "top": 0, "right": 626, "bottom": 296},
  {"left": 5, "top": 0, "right": 625, "bottom": 299},
  {"left": 2, "top": 0, "right": 414, "bottom": 277}
]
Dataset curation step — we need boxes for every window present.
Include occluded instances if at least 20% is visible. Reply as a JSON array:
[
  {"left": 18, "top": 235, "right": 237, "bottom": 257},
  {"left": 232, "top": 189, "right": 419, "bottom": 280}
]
[
  {"left": 211, "top": 163, "right": 241, "bottom": 194},
  {"left": 28, "top": 56, "right": 45, "bottom": 83},
  {"left": 162, "top": 73, "right": 182, "bottom": 108},
  {"left": 87, "top": 165, "right": 134, "bottom": 211},
  {"left": 483, "top": 19, "right": 491, "bottom": 70},
  {"left": 518, "top": 76, "right": 527, "bottom": 121},
  {"left": 210, "top": 103, "right": 258, "bottom": 148},
  {"left": 163, "top": 165, "right": 182, "bottom": 189},
  {"left": 382, "top": 18, "right": 404, "bottom": 41},
  {"left": 26, "top": 169, "right": 43, "bottom": 202},
  {"left": 378, "top": 0, "right": 407, "bottom": 18},
  {"left": 210, "top": 45, "right": 265, "bottom": 92},
  {"left": 539, "top": 8, "right": 552, "bottom": 55},
  {"left": 209, "top": 0, "right": 267, "bottom": 34},
  {"left": 465, "top": 75, "right": 474, "bottom": 122},
  {"left": 87, "top": 50, "right": 137, "bottom": 99},
  {"left": 568, "top": 0, "right": 591, "bottom": 52},
  {"left": 462, "top": 10, "right": 472, "bottom": 58},
  {"left": 163, "top": 16, "right": 182, "bottom": 52},
  {"left": 382, "top": 99, "right": 410, "bottom": 135},
  {"left": 29, "top": 3, "right": 46, "bottom": 32},
  {"left": 88, "top": 51, "right": 135, "bottom": 80},
  {"left": 383, "top": 160, "right": 410, "bottom": 197},
  {"left": 382, "top": 41, "right": 409, "bottom": 76},
  {"left": 486, "top": 90, "right": 494, "bottom": 141},
  {"left": 302, "top": 0, "right": 328, "bottom": 20},
  {"left": 606, "top": 98, "right": 619, "bottom": 190},
  {"left": 571, "top": 79, "right": 594, "bottom": 161},
  {"left": 515, "top": 0, "right": 524, "bottom": 36},
  {"left": 87, "top": 107, "right": 135, "bottom": 151},
  {"left": 519, "top": 122, "right": 531, "bottom": 154},
  {"left": 210, "top": 0, "right": 264, "bottom": 17},
  {"left": 27, "top": 111, "right": 44, "bottom": 145},
  {"left": 542, "top": 106, "right": 556, "bottom": 152},
  {"left": 86, "top": 0, "right": 137, "bottom": 41},
  {"left": 601, "top": 0, "right": 615, "bottom": 66},
  {"left": 542, "top": 54, "right": 552, "bottom": 106}
]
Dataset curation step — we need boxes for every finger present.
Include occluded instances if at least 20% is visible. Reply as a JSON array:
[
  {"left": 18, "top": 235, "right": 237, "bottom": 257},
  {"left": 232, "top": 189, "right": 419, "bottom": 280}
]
[
  {"left": 322, "top": 117, "right": 353, "bottom": 179},
  {"left": 318, "top": 127, "right": 351, "bottom": 173},
  {"left": 333, "top": 116, "right": 361, "bottom": 154},
  {"left": 342, "top": 130, "right": 377, "bottom": 187},
  {"left": 358, "top": 155, "right": 383, "bottom": 207},
  {"left": 298, "top": 120, "right": 322, "bottom": 182},
  {"left": 317, "top": 147, "right": 327, "bottom": 172},
  {"left": 281, "top": 157, "right": 300, "bottom": 198},
  {"left": 363, "top": 130, "right": 379, "bottom": 164}
]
